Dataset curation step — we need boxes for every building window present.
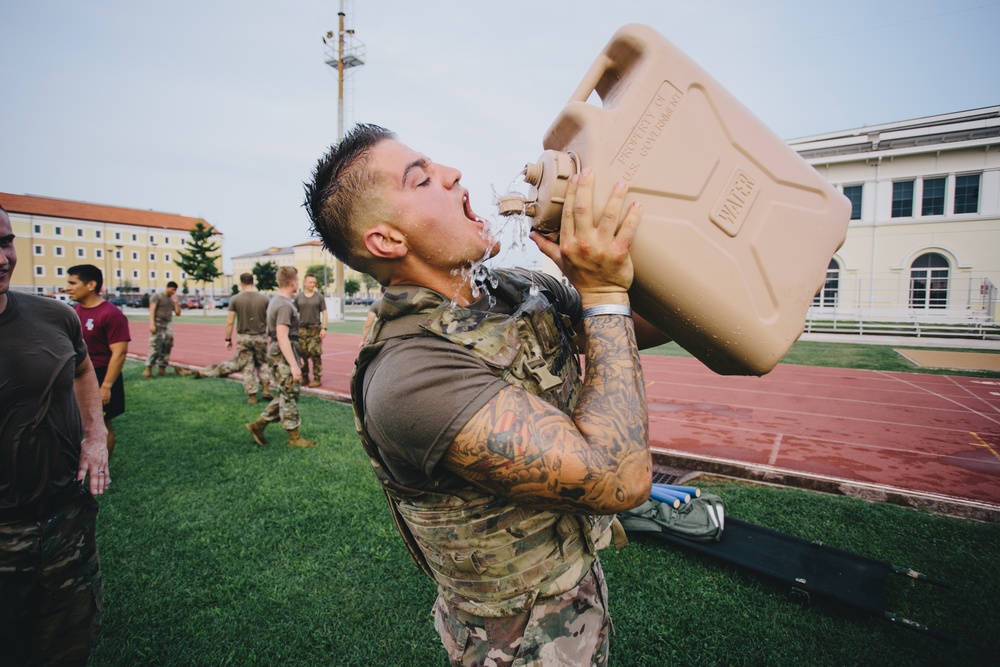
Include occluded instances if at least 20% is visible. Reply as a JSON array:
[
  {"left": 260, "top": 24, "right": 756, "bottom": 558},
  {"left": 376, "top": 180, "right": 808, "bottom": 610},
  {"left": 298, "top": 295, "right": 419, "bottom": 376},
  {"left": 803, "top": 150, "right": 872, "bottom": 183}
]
[
  {"left": 149, "top": 252, "right": 156, "bottom": 262},
  {"left": 76, "top": 248, "right": 86, "bottom": 258},
  {"left": 165, "top": 271, "right": 172, "bottom": 280},
  {"left": 95, "top": 230, "right": 102, "bottom": 239},
  {"left": 131, "top": 234, "right": 137, "bottom": 242},
  {"left": 812, "top": 259, "right": 840, "bottom": 308},
  {"left": 131, "top": 269, "right": 139, "bottom": 279},
  {"left": 909, "top": 252, "right": 949, "bottom": 310},
  {"left": 56, "top": 267, "right": 65, "bottom": 277},
  {"left": 33, "top": 224, "right": 41, "bottom": 234},
  {"left": 921, "top": 177, "right": 945, "bottom": 216},
  {"left": 115, "top": 250, "right": 122, "bottom": 260},
  {"left": 55, "top": 246, "right": 64, "bottom": 257},
  {"left": 115, "top": 232, "right": 121, "bottom": 240},
  {"left": 54, "top": 226, "right": 63, "bottom": 236},
  {"left": 149, "top": 235, "right": 155, "bottom": 244},
  {"left": 131, "top": 252, "right": 139, "bottom": 261},
  {"left": 77, "top": 229, "right": 84, "bottom": 237},
  {"left": 163, "top": 237, "right": 170, "bottom": 245},
  {"left": 164, "top": 253, "right": 171, "bottom": 263},
  {"left": 954, "top": 173, "right": 980, "bottom": 214},
  {"left": 150, "top": 270, "right": 157, "bottom": 280},
  {"left": 35, "top": 266, "right": 45, "bottom": 277},
  {"left": 891, "top": 181, "right": 914, "bottom": 218},
  {"left": 95, "top": 249, "right": 104, "bottom": 259},
  {"left": 843, "top": 185, "right": 862, "bottom": 220},
  {"left": 33, "top": 245, "right": 43, "bottom": 256}
]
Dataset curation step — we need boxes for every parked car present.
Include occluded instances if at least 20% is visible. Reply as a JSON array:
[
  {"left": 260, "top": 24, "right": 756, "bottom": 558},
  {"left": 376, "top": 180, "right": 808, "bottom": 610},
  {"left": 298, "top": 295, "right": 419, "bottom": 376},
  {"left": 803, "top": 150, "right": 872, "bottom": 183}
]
[
  {"left": 180, "top": 297, "right": 203, "bottom": 309},
  {"left": 109, "top": 296, "right": 127, "bottom": 307},
  {"left": 215, "top": 297, "right": 231, "bottom": 309}
]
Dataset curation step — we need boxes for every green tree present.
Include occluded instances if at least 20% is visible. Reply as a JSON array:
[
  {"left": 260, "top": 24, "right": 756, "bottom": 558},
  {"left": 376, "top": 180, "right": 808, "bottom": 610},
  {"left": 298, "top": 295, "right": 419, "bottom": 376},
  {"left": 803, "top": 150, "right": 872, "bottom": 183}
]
[
  {"left": 231, "top": 283, "right": 240, "bottom": 295},
  {"left": 253, "top": 261, "right": 278, "bottom": 292},
  {"left": 344, "top": 278, "right": 360, "bottom": 298},
  {"left": 362, "top": 274, "right": 380, "bottom": 292},
  {"left": 175, "top": 221, "right": 222, "bottom": 313},
  {"left": 305, "top": 264, "right": 334, "bottom": 289}
]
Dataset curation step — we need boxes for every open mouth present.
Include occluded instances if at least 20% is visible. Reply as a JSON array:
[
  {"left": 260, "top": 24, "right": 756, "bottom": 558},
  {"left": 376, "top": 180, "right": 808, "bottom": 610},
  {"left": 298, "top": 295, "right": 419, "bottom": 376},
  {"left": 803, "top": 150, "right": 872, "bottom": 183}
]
[{"left": 463, "top": 191, "right": 485, "bottom": 225}]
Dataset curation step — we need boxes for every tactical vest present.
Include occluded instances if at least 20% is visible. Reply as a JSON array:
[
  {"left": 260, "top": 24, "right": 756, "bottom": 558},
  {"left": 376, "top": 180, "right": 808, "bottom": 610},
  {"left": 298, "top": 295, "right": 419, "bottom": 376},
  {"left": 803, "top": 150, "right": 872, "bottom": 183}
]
[{"left": 352, "top": 269, "right": 626, "bottom": 617}]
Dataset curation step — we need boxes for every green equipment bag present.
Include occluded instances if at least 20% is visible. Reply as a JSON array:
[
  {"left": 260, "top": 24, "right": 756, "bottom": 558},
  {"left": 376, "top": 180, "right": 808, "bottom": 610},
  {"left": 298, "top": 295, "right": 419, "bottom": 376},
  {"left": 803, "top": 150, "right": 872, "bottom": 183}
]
[{"left": 618, "top": 494, "right": 725, "bottom": 542}]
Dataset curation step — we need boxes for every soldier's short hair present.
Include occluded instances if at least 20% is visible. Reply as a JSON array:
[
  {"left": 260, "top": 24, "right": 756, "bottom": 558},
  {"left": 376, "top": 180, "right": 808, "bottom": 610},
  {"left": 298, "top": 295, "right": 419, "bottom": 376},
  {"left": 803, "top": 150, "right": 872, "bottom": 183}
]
[
  {"left": 240, "top": 272, "right": 254, "bottom": 285},
  {"left": 277, "top": 265, "right": 298, "bottom": 288},
  {"left": 167, "top": 281, "right": 179, "bottom": 289},
  {"left": 68, "top": 264, "right": 104, "bottom": 293}
]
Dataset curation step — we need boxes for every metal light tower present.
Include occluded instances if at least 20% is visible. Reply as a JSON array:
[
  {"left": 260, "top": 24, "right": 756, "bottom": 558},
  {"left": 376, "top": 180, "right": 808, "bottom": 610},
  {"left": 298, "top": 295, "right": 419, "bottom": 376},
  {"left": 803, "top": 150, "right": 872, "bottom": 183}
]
[{"left": 324, "top": 0, "right": 364, "bottom": 318}]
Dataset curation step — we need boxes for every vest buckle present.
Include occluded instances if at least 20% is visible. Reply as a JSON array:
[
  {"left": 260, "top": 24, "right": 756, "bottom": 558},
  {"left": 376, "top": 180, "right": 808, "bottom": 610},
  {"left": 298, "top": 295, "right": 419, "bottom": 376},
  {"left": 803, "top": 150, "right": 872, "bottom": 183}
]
[{"left": 521, "top": 357, "right": 563, "bottom": 392}]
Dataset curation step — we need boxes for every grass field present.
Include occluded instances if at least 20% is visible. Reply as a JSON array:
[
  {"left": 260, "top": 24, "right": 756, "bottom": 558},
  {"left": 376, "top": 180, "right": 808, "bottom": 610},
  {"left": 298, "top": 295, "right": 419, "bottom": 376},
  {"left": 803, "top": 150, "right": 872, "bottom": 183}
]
[{"left": 88, "top": 361, "right": 1000, "bottom": 666}]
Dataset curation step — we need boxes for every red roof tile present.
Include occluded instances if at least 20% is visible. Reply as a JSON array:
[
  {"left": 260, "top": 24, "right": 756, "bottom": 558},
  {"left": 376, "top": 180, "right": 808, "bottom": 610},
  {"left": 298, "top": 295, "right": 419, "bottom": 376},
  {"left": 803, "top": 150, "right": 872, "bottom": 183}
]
[{"left": 0, "top": 192, "right": 221, "bottom": 235}]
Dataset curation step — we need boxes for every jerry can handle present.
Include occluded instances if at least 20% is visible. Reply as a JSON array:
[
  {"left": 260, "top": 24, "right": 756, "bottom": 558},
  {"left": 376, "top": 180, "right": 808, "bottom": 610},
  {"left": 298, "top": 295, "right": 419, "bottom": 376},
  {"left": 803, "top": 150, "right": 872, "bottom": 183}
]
[{"left": 567, "top": 54, "right": 615, "bottom": 106}]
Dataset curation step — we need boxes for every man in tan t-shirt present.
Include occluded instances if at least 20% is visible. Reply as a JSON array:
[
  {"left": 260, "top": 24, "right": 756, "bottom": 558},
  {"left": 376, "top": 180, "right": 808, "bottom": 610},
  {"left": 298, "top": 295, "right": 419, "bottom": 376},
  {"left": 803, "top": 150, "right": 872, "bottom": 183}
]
[
  {"left": 180, "top": 273, "right": 273, "bottom": 403},
  {"left": 144, "top": 281, "right": 181, "bottom": 377},
  {"left": 293, "top": 274, "right": 327, "bottom": 387}
]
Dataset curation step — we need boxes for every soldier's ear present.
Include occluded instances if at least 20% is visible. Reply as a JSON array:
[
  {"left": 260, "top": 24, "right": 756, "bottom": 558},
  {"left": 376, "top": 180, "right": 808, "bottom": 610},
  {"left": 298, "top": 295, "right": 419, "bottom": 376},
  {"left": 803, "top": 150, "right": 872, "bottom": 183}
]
[{"left": 362, "top": 224, "right": 407, "bottom": 260}]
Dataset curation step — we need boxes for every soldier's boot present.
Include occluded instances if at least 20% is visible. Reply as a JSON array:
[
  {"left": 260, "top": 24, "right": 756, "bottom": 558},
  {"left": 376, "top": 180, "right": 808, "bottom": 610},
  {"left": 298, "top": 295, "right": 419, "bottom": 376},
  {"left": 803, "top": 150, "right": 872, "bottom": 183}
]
[
  {"left": 261, "top": 382, "right": 273, "bottom": 400},
  {"left": 245, "top": 419, "right": 268, "bottom": 446},
  {"left": 247, "top": 394, "right": 258, "bottom": 405},
  {"left": 308, "top": 378, "right": 321, "bottom": 388},
  {"left": 175, "top": 367, "right": 200, "bottom": 378},
  {"left": 142, "top": 366, "right": 153, "bottom": 378},
  {"left": 157, "top": 367, "right": 167, "bottom": 376},
  {"left": 286, "top": 428, "right": 316, "bottom": 448}
]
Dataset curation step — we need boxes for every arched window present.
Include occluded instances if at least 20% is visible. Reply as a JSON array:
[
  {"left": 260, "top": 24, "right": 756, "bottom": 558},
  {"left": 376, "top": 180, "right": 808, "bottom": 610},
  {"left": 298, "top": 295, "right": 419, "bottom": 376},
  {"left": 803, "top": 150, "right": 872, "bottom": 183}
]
[
  {"left": 909, "top": 253, "right": 949, "bottom": 309},
  {"left": 812, "top": 259, "right": 839, "bottom": 307}
]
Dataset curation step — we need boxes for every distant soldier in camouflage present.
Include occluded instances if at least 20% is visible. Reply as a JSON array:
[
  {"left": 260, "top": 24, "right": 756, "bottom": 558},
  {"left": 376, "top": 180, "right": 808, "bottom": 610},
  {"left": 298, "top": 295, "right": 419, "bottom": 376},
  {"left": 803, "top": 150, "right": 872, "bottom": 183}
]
[
  {"left": 143, "top": 280, "right": 181, "bottom": 377},
  {"left": 182, "top": 273, "right": 272, "bottom": 403},
  {"left": 1, "top": 203, "right": 110, "bottom": 665},
  {"left": 245, "top": 266, "right": 316, "bottom": 448},
  {"left": 294, "top": 273, "right": 327, "bottom": 387},
  {"left": 305, "top": 126, "right": 668, "bottom": 665}
]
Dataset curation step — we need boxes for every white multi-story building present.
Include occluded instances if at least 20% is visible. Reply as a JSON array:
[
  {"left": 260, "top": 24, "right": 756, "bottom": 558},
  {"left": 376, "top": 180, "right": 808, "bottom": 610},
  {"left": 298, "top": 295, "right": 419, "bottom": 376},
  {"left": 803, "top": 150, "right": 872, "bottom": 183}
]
[{"left": 790, "top": 105, "right": 999, "bottom": 332}]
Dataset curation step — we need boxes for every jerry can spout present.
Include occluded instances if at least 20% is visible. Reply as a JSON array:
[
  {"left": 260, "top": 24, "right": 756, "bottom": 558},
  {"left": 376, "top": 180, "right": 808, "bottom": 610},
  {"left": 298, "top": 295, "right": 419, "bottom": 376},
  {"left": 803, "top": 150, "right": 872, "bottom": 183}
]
[{"left": 497, "top": 150, "right": 579, "bottom": 238}]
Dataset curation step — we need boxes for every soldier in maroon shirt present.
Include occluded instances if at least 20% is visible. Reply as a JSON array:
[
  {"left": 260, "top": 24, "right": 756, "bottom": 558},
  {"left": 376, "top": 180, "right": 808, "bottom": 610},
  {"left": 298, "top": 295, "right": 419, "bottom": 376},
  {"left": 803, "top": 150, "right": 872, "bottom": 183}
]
[{"left": 67, "top": 264, "right": 131, "bottom": 459}]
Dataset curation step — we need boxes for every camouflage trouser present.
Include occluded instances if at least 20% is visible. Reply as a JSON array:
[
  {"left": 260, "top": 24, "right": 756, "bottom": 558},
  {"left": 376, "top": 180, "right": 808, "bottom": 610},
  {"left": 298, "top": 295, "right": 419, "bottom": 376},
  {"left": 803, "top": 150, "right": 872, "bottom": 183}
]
[
  {"left": 146, "top": 322, "right": 174, "bottom": 368},
  {"left": 0, "top": 486, "right": 103, "bottom": 666},
  {"left": 203, "top": 333, "right": 271, "bottom": 395},
  {"left": 298, "top": 324, "right": 323, "bottom": 381},
  {"left": 260, "top": 351, "right": 301, "bottom": 430},
  {"left": 432, "top": 560, "right": 610, "bottom": 667}
]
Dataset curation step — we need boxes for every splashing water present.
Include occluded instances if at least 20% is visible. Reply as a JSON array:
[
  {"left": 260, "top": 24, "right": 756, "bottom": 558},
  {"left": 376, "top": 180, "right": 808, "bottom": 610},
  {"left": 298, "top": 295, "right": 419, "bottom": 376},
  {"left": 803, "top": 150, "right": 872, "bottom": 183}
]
[{"left": 446, "top": 169, "right": 546, "bottom": 308}]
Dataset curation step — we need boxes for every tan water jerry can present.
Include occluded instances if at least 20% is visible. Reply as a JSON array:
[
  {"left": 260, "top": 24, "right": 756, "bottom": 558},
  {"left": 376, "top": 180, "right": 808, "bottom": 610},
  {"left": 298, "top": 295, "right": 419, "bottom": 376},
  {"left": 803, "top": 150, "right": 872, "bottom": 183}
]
[{"left": 498, "top": 24, "right": 850, "bottom": 375}]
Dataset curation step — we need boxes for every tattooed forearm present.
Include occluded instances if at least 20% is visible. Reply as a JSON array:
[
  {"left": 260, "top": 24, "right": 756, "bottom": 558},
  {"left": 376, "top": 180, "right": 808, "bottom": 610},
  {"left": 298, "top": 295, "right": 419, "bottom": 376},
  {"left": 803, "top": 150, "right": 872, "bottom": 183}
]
[{"left": 444, "top": 313, "right": 651, "bottom": 515}]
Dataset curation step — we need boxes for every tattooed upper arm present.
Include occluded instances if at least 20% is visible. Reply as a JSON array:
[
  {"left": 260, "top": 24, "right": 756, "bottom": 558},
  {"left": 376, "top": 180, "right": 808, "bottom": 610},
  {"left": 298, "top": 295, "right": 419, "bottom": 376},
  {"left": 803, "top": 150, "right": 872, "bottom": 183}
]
[{"left": 441, "top": 384, "right": 651, "bottom": 514}]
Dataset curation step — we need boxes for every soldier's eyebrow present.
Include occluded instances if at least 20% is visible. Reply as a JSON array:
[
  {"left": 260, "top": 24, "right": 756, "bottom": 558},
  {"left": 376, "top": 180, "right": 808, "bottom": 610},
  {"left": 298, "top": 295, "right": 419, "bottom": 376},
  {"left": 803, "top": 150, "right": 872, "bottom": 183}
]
[{"left": 0, "top": 233, "right": 15, "bottom": 244}]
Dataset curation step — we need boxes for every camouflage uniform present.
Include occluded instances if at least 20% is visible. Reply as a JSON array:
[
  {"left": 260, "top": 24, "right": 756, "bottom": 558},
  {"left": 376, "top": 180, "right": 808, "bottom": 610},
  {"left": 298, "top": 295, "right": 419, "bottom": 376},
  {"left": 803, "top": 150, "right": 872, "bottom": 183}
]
[
  {"left": 146, "top": 321, "right": 174, "bottom": 369},
  {"left": 202, "top": 333, "right": 271, "bottom": 395},
  {"left": 297, "top": 324, "right": 323, "bottom": 383},
  {"left": 147, "top": 291, "right": 177, "bottom": 369},
  {"left": 353, "top": 269, "right": 624, "bottom": 667},
  {"left": 0, "top": 486, "right": 104, "bottom": 666},
  {"left": 260, "top": 350, "right": 301, "bottom": 430}
]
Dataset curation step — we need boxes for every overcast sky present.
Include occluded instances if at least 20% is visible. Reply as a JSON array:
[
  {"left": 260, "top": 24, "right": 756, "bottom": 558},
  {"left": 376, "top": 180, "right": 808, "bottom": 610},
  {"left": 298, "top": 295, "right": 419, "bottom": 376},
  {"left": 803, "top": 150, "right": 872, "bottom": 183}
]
[{"left": 2, "top": 0, "right": 998, "bottom": 272}]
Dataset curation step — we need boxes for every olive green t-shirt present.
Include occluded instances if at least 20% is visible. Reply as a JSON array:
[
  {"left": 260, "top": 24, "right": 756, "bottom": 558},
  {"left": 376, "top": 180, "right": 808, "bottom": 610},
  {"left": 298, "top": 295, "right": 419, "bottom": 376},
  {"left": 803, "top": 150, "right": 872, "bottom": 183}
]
[
  {"left": 294, "top": 291, "right": 326, "bottom": 326},
  {"left": 266, "top": 294, "right": 299, "bottom": 356},
  {"left": 361, "top": 271, "right": 581, "bottom": 490},
  {"left": 230, "top": 291, "right": 269, "bottom": 336},
  {"left": 150, "top": 291, "right": 176, "bottom": 325}
]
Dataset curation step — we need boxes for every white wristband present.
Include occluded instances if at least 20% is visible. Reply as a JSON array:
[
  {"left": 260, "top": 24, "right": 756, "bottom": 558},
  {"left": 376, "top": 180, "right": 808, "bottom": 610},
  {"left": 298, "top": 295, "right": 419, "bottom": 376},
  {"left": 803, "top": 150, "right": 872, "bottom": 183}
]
[{"left": 582, "top": 304, "right": 632, "bottom": 318}]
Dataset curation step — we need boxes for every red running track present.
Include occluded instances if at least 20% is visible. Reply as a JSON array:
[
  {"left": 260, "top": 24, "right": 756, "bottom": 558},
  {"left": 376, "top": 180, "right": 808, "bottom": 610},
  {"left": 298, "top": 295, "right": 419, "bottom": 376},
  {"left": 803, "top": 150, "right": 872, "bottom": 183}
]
[{"left": 128, "top": 320, "right": 1000, "bottom": 518}]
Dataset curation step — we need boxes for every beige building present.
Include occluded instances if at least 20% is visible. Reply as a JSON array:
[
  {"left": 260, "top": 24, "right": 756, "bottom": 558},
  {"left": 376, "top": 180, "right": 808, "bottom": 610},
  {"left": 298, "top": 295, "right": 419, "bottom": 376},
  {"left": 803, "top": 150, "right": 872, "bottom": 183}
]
[
  {"left": 791, "top": 106, "right": 999, "bottom": 332},
  {"left": 231, "top": 240, "right": 377, "bottom": 297},
  {"left": 0, "top": 192, "right": 226, "bottom": 298}
]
